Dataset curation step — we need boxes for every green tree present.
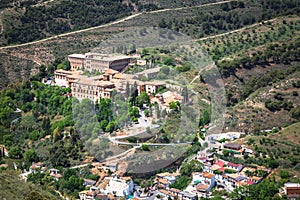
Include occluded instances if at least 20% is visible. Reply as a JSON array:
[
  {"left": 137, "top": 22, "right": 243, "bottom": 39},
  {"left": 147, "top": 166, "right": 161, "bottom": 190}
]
[
  {"left": 141, "top": 144, "right": 150, "bottom": 151},
  {"left": 279, "top": 170, "right": 289, "bottom": 179},
  {"left": 169, "top": 101, "right": 180, "bottom": 110},
  {"left": 24, "top": 149, "right": 38, "bottom": 164},
  {"left": 144, "top": 109, "right": 150, "bottom": 117},
  {"left": 169, "top": 176, "right": 191, "bottom": 190},
  {"left": 136, "top": 92, "right": 150, "bottom": 108},
  {"left": 29, "top": 130, "right": 40, "bottom": 141},
  {"left": 8, "top": 146, "right": 22, "bottom": 159}
]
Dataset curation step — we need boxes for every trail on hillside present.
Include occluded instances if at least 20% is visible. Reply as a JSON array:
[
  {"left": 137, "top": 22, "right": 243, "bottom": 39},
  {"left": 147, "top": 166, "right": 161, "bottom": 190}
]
[{"left": 0, "top": 0, "right": 233, "bottom": 50}]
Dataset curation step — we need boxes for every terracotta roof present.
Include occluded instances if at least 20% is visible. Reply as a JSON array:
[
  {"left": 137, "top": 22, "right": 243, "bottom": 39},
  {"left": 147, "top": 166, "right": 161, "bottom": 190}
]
[
  {"left": 113, "top": 73, "right": 124, "bottom": 79},
  {"left": 97, "top": 81, "right": 115, "bottom": 87},
  {"left": 157, "top": 178, "right": 169, "bottom": 185},
  {"left": 215, "top": 160, "right": 226, "bottom": 167},
  {"left": 203, "top": 172, "right": 214, "bottom": 179},
  {"left": 120, "top": 177, "right": 131, "bottom": 181},
  {"left": 219, "top": 167, "right": 225, "bottom": 172},
  {"left": 105, "top": 68, "right": 119, "bottom": 75},
  {"left": 156, "top": 172, "right": 171, "bottom": 177},
  {"left": 198, "top": 157, "right": 207, "bottom": 161},
  {"left": 98, "top": 179, "right": 109, "bottom": 189},
  {"left": 210, "top": 164, "right": 221, "bottom": 171},
  {"left": 196, "top": 183, "right": 209, "bottom": 192},
  {"left": 228, "top": 162, "right": 242, "bottom": 168},
  {"left": 159, "top": 189, "right": 169, "bottom": 195},
  {"left": 30, "top": 162, "right": 43, "bottom": 169},
  {"left": 169, "top": 188, "right": 181, "bottom": 193},
  {"left": 51, "top": 173, "right": 62, "bottom": 179},
  {"left": 172, "top": 172, "right": 180, "bottom": 177}
]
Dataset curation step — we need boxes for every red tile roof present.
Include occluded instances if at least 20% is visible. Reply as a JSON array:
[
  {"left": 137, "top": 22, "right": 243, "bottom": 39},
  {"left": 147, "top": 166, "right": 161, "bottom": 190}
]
[
  {"left": 215, "top": 160, "right": 225, "bottom": 167},
  {"left": 228, "top": 162, "right": 241, "bottom": 167}
]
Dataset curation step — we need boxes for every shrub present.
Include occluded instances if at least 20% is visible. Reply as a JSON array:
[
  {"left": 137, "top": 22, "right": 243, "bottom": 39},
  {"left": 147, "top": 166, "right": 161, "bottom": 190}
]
[
  {"left": 279, "top": 170, "right": 289, "bottom": 179},
  {"left": 225, "top": 169, "right": 236, "bottom": 174}
]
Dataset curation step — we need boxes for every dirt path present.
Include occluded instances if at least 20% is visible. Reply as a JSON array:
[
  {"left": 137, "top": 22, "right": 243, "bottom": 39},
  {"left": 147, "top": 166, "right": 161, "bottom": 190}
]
[
  {"left": 0, "top": 0, "right": 233, "bottom": 50},
  {"left": 197, "top": 18, "right": 277, "bottom": 42}
]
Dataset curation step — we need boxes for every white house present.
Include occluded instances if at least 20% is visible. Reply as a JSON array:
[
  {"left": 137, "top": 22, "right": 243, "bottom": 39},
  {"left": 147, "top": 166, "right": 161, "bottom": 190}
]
[{"left": 101, "top": 176, "right": 134, "bottom": 197}]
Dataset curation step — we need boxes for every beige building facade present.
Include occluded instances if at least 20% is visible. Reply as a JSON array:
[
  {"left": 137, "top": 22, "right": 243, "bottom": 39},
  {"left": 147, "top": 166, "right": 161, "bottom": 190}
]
[{"left": 68, "top": 53, "right": 130, "bottom": 72}]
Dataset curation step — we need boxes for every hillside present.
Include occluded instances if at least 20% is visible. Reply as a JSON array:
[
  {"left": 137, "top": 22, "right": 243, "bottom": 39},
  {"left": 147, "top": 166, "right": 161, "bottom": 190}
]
[
  {"left": 0, "top": 0, "right": 227, "bottom": 46},
  {"left": 238, "top": 122, "right": 300, "bottom": 181},
  {"left": 0, "top": 1, "right": 298, "bottom": 132},
  {"left": 0, "top": 1, "right": 299, "bottom": 199},
  {"left": 0, "top": 170, "right": 62, "bottom": 200}
]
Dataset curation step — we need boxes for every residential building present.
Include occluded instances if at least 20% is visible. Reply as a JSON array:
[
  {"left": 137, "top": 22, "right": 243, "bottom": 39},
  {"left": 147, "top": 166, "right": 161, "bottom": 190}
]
[
  {"left": 54, "top": 69, "right": 74, "bottom": 87},
  {"left": 68, "top": 53, "right": 130, "bottom": 72},
  {"left": 193, "top": 172, "right": 215, "bottom": 194},
  {"left": 150, "top": 90, "right": 182, "bottom": 112},
  {"left": 101, "top": 176, "right": 134, "bottom": 197},
  {"left": 155, "top": 172, "right": 180, "bottom": 188},
  {"left": 79, "top": 186, "right": 109, "bottom": 200},
  {"left": 227, "top": 162, "right": 243, "bottom": 172},
  {"left": 83, "top": 179, "right": 97, "bottom": 187},
  {"left": 223, "top": 143, "right": 242, "bottom": 151},
  {"left": 144, "top": 81, "right": 165, "bottom": 95},
  {"left": 29, "top": 162, "right": 46, "bottom": 173},
  {"left": 284, "top": 183, "right": 300, "bottom": 199},
  {"left": 49, "top": 168, "right": 62, "bottom": 181},
  {"left": 179, "top": 191, "right": 197, "bottom": 200},
  {"left": 69, "top": 73, "right": 115, "bottom": 101}
]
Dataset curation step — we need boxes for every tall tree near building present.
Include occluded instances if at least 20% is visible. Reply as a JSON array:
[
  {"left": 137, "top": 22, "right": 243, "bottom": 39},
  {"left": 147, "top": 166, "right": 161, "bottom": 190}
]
[{"left": 182, "top": 86, "right": 188, "bottom": 104}]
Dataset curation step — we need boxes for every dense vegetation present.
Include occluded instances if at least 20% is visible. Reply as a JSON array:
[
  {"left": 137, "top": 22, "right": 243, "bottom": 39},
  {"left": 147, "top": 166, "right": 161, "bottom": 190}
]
[
  {"left": 0, "top": 80, "right": 86, "bottom": 168},
  {"left": 28, "top": 168, "right": 88, "bottom": 198},
  {"left": 1, "top": 0, "right": 300, "bottom": 46},
  {"left": 155, "top": 0, "right": 300, "bottom": 38},
  {"left": 0, "top": 170, "right": 62, "bottom": 200},
  {"left": 2, "top": 0, "right": 134, "bottom": 45}
]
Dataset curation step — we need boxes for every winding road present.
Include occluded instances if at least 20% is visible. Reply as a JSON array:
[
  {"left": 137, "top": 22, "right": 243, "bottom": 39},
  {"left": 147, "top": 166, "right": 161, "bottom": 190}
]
[{"left": 0, "top": 0, "right": 233, "bottom": 50}]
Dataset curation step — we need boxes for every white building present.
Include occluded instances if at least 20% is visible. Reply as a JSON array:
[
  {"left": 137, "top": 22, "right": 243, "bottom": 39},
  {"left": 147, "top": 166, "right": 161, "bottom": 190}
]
[{"left": 101, "top": 176, "right": 134, "bottom": 197}]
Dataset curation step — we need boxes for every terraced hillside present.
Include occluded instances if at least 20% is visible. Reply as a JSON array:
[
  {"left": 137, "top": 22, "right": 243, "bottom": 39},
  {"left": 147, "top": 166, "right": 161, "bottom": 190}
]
[
  {"left": 0, "top": 0, "right": 227, "bottom": 46},
  {"left": 0, "top": 0, "right": 299, "bottom": 132}
]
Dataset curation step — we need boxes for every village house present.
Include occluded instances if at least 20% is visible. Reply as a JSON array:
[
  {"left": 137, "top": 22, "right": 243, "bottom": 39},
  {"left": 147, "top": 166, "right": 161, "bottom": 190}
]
[
  {"left": 49, "top": 168, "right": 62, "bottom": 181},
  {"left": 54, "top": 69, "right": 74, "bottom": 87},
  {"left": 68, "top": 53, "right": 130, "bottom": 72},
  {"left": 155, "top": 172, "right": 180, "bottom": 189},
  {"left": 79, "top": 186, "right": 109, "bottom": 200},
  {"left": 226, "top": 162, "right": 243, "bottom": 172},
  {"left": 151, "top": 90, "right": 183, "bottom": 112},
  {"left": 29, "top": 162, "right": 47, "bottom": 173},
  {"left": 83, "top": 179, "right": 97, "bottom": 187},
  {"left": 69, "top": 75, "right": 115, "bottom": 101},
  {"left": 100, "top": 175, "right": 134, "bottom": 197},
  {"left": 223, "top": 143, "right": 242, "bottom": 151},
  {"left": 284, "top": 183, "right": 300, "bottom": 200},
  {"left": 179, "top": 191, "right": 197, "bottom": 200},
  {"left": 195, "top": 172, "right": 215, "bottom": 193}
]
